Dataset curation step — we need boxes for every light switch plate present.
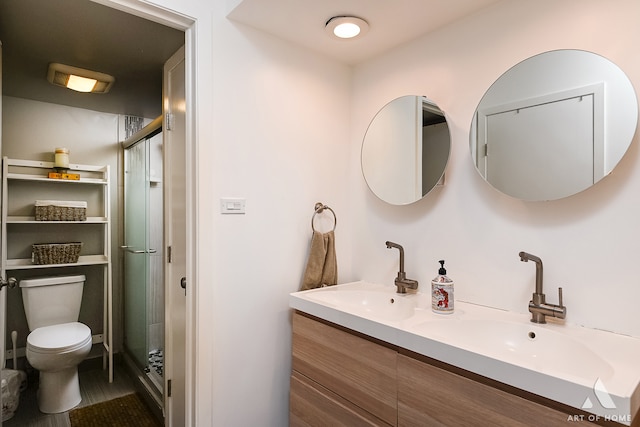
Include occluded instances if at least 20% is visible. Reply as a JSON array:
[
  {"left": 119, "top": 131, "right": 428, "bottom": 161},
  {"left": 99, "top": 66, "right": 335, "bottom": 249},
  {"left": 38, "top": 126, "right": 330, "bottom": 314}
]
[{"left": 220, "top": 198, "right": 246, "bottom": 214}]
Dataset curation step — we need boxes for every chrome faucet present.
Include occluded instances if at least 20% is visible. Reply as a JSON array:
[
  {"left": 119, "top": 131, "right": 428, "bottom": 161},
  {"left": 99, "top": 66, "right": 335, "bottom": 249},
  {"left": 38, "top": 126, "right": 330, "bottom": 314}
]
[
  {"left": 519, "top": 251, "right": 566, "bottom": 323},
  {"left": 386, "top": 241, "right": 419, "bottom": 294}
]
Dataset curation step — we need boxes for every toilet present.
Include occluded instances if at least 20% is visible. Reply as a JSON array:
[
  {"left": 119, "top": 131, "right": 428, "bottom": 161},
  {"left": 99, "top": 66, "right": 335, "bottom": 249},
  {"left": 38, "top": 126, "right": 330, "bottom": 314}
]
[{"left": 19, "top": 275, "right": 92, "bottom": 414}]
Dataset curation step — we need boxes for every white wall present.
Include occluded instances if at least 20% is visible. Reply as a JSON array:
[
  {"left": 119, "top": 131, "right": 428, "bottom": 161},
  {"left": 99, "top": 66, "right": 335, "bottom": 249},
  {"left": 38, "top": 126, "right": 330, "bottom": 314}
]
[
  {"left": 350, "top": 0, "right": 640, "bottom": 339},
  {"left": 207, "top": 17, "right": 352, "bottom": 427}
]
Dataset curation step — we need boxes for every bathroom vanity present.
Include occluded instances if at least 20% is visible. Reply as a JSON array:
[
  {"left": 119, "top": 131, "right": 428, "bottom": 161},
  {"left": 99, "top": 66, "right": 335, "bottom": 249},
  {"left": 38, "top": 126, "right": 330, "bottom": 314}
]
[{"left": 289, "top": 282, "right": 640, "bottom": 426}]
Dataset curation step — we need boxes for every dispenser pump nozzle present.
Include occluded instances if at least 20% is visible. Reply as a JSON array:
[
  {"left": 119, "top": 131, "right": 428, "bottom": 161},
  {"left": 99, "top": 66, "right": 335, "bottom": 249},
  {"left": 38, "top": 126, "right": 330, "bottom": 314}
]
[{"left": 438, "top": 260, "right": 447, "bottom": 275}]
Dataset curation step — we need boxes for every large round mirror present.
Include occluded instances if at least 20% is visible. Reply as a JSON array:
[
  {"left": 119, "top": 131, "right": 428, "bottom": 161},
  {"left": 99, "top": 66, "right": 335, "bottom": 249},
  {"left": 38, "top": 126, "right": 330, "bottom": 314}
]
[
  {"left": 470, "top": 50, "right": 638, "bottom": 201},
  {"left": 362, "top": 95, "right": 451, "bottom": 205}
]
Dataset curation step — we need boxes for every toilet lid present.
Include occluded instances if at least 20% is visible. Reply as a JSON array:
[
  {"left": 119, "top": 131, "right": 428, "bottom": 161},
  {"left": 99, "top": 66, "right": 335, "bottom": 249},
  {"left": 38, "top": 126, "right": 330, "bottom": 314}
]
[{"left": 27, "top": 322, "right": 92, "bottom": 353}]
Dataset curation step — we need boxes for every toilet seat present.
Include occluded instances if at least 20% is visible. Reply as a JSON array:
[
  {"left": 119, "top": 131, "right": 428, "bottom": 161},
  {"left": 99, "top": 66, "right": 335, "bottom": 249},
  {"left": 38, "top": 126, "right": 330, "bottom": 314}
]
[{"left": 27, "top": 322, "right": 91, "bottom": 354}]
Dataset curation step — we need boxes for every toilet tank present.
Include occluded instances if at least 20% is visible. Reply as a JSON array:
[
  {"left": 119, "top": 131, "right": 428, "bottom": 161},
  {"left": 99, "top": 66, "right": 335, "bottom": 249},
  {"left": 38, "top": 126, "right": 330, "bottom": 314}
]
[{"left": 19, "top": 275, "right": 86, "bottom": 331}]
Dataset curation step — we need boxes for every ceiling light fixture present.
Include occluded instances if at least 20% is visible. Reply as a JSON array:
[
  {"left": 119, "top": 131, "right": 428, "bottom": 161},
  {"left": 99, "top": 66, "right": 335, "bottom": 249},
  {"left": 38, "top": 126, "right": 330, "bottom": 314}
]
[
  {"left": 325, "top": 16, "right": 369, "bottom": 40},
  {"left": 47, "top": 63, "right": 115, "bottom": 93}
]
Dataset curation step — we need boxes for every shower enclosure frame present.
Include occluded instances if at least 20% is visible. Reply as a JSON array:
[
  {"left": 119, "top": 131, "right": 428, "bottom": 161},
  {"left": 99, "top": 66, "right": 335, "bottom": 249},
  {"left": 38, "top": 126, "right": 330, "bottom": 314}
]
[{"left": 121, "top": 116, "right": 164, "bottom": 406}]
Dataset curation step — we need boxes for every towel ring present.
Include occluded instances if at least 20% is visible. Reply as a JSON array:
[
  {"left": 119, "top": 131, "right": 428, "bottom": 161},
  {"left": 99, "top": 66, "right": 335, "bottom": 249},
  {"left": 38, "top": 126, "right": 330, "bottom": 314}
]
[{"left": 311, "top": 202, "right": 337, "bottom": 232}]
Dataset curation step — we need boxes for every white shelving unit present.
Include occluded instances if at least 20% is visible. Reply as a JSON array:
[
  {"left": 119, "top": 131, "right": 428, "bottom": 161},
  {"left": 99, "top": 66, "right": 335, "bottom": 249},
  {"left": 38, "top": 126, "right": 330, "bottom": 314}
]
[{"left": 1, "top": 157, "right": 113, "bottom": 382}]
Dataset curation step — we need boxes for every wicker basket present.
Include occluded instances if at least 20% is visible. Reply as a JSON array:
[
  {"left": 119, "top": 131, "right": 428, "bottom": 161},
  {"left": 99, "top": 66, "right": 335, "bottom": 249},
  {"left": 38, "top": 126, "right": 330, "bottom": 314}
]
[
  {"left": 35, "top": 200, "right": 87, "bottom": 221},
  {"left": 32, "top": 242, "right": 82, "bottom": 265}
]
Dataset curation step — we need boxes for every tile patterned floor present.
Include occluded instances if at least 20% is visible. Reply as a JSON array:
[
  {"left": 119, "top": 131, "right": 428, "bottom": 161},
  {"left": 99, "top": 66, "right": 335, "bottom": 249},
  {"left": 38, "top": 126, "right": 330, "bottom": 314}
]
[
  {"left": 144, "top": 349, "right": 164, "bottom": 394},
  {"left": 144, "top": 349, "right": 163, "bottom": 377},
  {"left": 4, "top": 364, "right": 137, "bottom": 427}
]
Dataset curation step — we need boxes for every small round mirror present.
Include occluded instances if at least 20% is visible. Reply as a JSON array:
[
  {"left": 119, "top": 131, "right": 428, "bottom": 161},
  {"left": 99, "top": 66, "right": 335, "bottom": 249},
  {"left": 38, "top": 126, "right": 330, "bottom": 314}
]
[
  {"left": 470, "top": 50, "right": 638, "bottom": 201},
  {"left": 361, "top": 95, "right": 451, "bottom": 205}
]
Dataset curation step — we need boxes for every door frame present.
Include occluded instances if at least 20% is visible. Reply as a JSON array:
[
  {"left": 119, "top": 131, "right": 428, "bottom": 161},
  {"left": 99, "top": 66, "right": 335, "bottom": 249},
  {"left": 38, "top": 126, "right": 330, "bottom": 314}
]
[
  {"left": 0, "top": 40, "right": 4, "bottom": 427},
  {"left": 92, "top": 1, "right": 197, "bottom": 425},
  {"left": 163, "top": 45, "right": 187, "bottom": 427}
]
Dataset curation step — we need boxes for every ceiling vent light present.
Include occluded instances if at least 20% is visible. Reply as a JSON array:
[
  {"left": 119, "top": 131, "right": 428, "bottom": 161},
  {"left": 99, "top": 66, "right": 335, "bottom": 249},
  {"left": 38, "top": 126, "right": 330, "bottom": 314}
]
[
  {"left": 47, "top": 63, "right": 115, "bottom": 93},
  {"left": 325, "top": 16, "right": 369, "bottom": 40}
]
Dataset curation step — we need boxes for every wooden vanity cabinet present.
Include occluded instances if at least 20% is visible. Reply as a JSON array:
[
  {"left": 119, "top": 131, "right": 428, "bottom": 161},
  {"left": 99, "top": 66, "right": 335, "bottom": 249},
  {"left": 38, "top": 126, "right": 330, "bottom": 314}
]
[
  {"left": 291, "top": 311, "right": 624, "bottom": 427},
  {"left": 291, "top": 311, "right": 396, "bottom": 426}
]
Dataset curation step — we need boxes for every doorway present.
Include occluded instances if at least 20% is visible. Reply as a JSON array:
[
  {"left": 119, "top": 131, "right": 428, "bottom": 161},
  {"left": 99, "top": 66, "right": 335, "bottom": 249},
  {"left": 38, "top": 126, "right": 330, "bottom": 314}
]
[
  {"left": 70, "top": 2, "right": 194, "bottom": 425},
  {"left": 90, "top": 3, "right": 194, "bottom": 426},
  {"left": 3, "top": 0, "right": 196, "bottom": 425}
]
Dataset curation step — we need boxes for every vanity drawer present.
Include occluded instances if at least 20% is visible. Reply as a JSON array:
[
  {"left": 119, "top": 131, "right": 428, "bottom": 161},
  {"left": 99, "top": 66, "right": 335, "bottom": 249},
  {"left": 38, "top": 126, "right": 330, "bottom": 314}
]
[
  {"left": 292, "top": 312, "right": 397, "bottom": 426},
  {"left": 397, "top": 353, "right": 598, "bottom": 427},
  {"left": 290, "top": 372, "right": 392, "bottom": 427}
]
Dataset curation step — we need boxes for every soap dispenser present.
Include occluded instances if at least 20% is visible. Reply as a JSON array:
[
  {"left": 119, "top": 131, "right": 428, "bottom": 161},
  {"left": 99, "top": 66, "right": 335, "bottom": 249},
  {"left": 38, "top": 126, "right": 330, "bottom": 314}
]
[{"left": 431, "top": 260, "right": 454, "bottom": 314}]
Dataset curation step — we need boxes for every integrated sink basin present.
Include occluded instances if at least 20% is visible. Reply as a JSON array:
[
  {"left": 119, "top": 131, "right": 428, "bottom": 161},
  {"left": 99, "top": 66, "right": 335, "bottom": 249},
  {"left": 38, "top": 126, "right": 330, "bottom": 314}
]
[
  {"left": 299, "top": 281, "right": 420, "bottom": 322},
  {"left": 409, "top": 316, "right": 614, "bottom": 386},
  {"left": 290, "top": 281, "right": 640, "bottom": 425}
]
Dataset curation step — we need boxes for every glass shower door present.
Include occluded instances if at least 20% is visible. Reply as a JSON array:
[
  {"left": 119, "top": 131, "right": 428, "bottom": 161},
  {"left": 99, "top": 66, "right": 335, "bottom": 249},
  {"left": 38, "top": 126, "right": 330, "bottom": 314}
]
[{"left": 123, "top": 141, "right": 150, "bottom": 368}]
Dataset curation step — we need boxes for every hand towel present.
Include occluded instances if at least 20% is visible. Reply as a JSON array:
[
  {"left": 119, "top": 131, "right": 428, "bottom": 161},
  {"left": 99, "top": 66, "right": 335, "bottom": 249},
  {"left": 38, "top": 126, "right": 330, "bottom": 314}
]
[{"left": 300, "top": 230, "right": 337, "bottom": 291}]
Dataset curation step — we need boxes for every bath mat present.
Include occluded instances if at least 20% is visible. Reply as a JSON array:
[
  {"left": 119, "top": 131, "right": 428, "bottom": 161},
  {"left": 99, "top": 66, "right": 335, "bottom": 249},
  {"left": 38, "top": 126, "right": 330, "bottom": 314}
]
[{"left": 69, "top": 393, "right": 162, "bottom": 427}]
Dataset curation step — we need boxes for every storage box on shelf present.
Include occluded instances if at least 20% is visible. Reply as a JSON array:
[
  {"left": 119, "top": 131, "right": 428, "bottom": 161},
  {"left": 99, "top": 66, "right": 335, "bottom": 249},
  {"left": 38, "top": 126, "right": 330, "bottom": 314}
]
[
  {"left": 31, "top": 242, "right": 83, "bottom": 265},
  {"left": 1, "top": 157, "right": 114, "bottom": 382},
  {"left": 34, "top": 200, "right": 87, "bottom": 221}
]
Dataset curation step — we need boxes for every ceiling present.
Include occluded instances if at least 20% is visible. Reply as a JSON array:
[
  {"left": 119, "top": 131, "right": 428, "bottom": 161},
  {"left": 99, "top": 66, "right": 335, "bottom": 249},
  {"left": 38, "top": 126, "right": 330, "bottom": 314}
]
[
  {"left": 228, "top": 0, "right": 502, "bottom": 65},
  {"left": 0, "top": 0, "right": 184, "bottom": 118},
  {"left": 0, "top": 0, "right": 502, "bottom": 118}
]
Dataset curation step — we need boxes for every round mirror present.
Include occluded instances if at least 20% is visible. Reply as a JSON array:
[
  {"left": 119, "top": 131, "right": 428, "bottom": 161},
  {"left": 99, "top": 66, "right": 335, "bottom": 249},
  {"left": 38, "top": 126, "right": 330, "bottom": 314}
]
[
  {"left": 361, "top": 95, "right": 451, "bottom": 205},
  {"left": 470, "top": 49, "right": 638, "bottom": 201}
]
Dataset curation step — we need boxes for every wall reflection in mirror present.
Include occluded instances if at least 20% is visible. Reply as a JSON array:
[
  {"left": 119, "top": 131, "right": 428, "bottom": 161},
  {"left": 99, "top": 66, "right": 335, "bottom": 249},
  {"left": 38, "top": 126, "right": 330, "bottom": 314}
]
[
  {"left": 470, "top": 50, "right": 638, "bottom": 201},
  {"left": 362, "top": 96, "right": 450, "bottom": 205}
]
